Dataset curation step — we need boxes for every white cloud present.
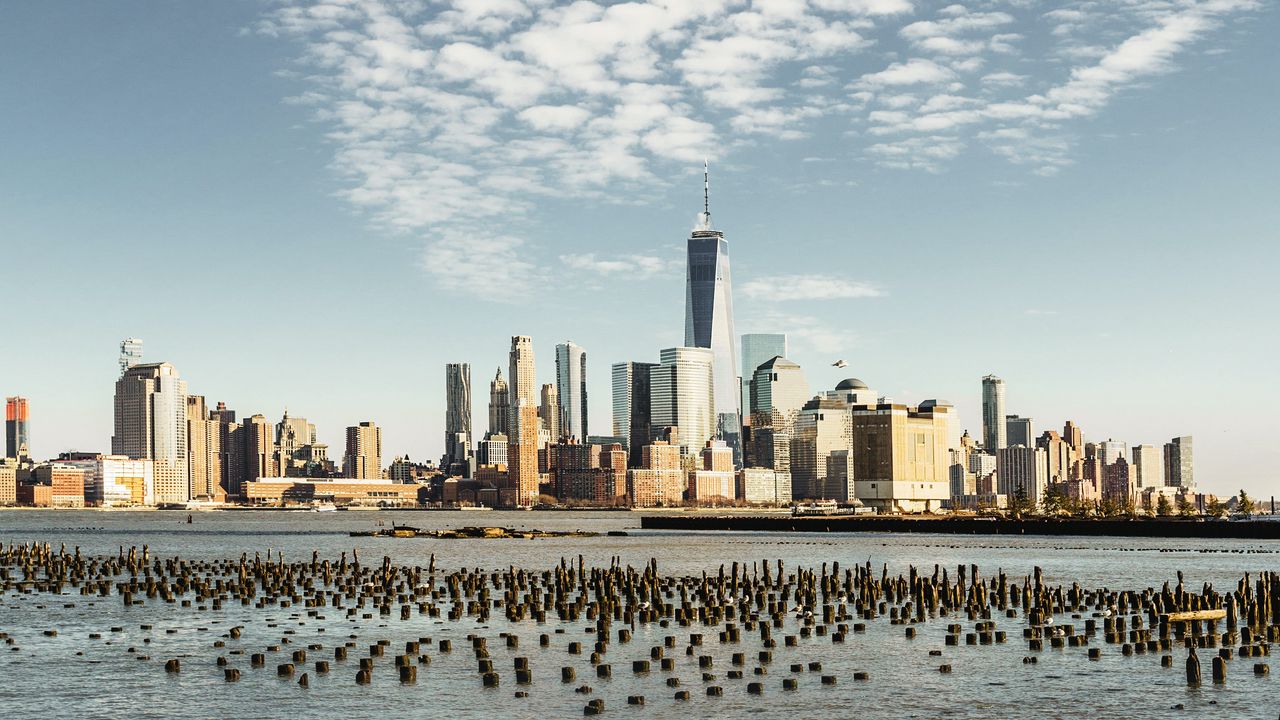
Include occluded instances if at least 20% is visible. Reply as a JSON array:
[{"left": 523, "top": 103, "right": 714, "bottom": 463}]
[
  {"left": 857, "top": 58, "right": 955, "bottom": 86},
  {"left": 740, "top": 274, "right": 884, "bottom": 301},
  {"left": 559, "top": 253, "right": 683, "bottom": 278}
]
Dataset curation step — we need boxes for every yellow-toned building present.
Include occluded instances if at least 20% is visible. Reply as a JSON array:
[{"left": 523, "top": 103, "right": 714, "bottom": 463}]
[
  {"left": 851, "top": 401, "right": 951, "bottom": 513},
  {"left": 243, "top": 479, "right": 420, "bottom": 506}
]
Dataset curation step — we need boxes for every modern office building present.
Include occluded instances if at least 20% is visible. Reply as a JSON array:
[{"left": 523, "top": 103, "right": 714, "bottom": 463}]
[
  {"left": 611, "top": 361, "right": 657, "bottom": 466},
  {"left": 5, "top": 396, "right": 29, "bottom": 461},
  {"left": 1005, "top": 415, "right": 1034, "bottom": 449},
  {"left": 851, "top": 400, "right": 952, "bottom": 512},
  {"left": 790, "top": 397, "right": 853, "bottom": 501},
  {"left": 477, "top": 433, "right": 508, "bottom": 467},
  {"left": 34, "top": 462, "right": 89, "bottom": 508},
  {"left": 488, "top": 368, "right": 510, "bottom": 438},
  {"left": 1131, "top": 444, "right": 1163, "bottom": 489},
  {"left": 747, "top": 357, "right": 809, "bottom": 472},
  {"left": 118, "top": 337, "right": 144, "bottom": 377},
  {"left": 92, "top": 455, "right": 155, "bottom": 507},
  {"left": 981, "top": 375, "right": 1006, "bottom": 451},
  {"left": 443, "top": 363, "right": 473, "bottom": 477},
  {"left": 684, "top": 163, "right": 740, "bottom": 464},
  {"left": 112, "top": 362, "right": 189, "bottom": 505},
  {"left": 738, "top": 467, "right": 791, "bottom": 505},
  {"left": 555, "top": 341, "right": 588, "bottom": 440},
  {"left": 344, "top": 422, "right": 382, "bottom": 480},
  {"left": 649, "top": 347, "right": 715, "bottom": 458},
  {"left": 1098, "top": 439, "right": 1128, "bottom": 466},
  {"left": 997, "top": 444, "right": 1050, "bottom": 507},
  {"left": 1163, "top": 436, "right": 1194, "bottom": 489},
  {"left": 740, "top": 333, "right": 787, "bottom": 422}
]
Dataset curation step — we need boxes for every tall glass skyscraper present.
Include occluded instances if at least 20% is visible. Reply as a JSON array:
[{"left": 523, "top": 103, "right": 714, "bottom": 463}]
[
  {"left": 113, "top": 362, "right": 188, "bottom": 505},
  {"left": 740, "top": 334, "right": 787, "bottom": 419},
  {"left": 650, "top": 347, "right": 714, "bottom": 458},
  {"left": 611, "top": 361, "right": 656, "bottom": 467},
  {"left": 555, "top": 341, "right": 588, "bottom": 440},
  {"left": 444, "top": 363, "right": 472, "bottom": 476},
  {"left": 684, "top": 163, "right": 740, "bottom": 464},
  {"left": 981, "top": 375, "right": 1006, "bottom": 451}
]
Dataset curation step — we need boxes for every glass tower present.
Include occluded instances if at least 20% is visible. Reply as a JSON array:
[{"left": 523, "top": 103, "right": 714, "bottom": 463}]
[
  {"left": 981, "top": 375, "right": 1005, "bottom": 451},
  {"left": 555, "top": 341, "right": 588, "bottom": 440},
  {"left": 684, "top": 163, "right": 740, "bottom": 465}
]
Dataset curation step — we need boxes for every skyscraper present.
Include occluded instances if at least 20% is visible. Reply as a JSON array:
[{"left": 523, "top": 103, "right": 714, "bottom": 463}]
[
  {"left": 507, "top": 337, "right": 539, "bottom": 505},
  {"left": 119, "top": 338, "right": 143, "bottom": 377},
  {"left": 444, "top": 363, "right": 473, "bottom": 477},
  {"left": 740, "top": 334, "right": 787, "bottom": 422},
  {"left": 1131, "top": 444, "right": 1163, "bottom": 489},
  {"left": 539, "top": 383, "right": 560, "bottom": 441},
  {"left": 650, "top": 347, "right": 715, "bottom": 458},
  {"left": 5, "top": 396, "right": 29, "bottom": 461},
  {"left": 488, "top": 368, "right": 510, "bottom": 438},
  {"left": 981, "top": 375, "right": 1006, "bottom": 451},
  {"left": 210, "top": 402, "right": 245, "bottom": 498},
  {"left": 507, "top": 336, "right": 537, "bottom": 443},
  {"left": 1163, "top": 436, "right": 1194, "bottom": 489},
  {"left": 611, "top": 361, "right": 656, "bottom": 467},
  {"left": 1005, "top": 415, "right": 1034, "bottom": 448},
  {"left": 747, "top": 357, "right": 809, "bottom": 472},
  {"left": 113, "top": 362, "right": 188, "bottom": 505},
  {"left": 344, "top": 421, "right": 382, "bottom": 480},
  {"left": 186, "top": 395, "right": 224, "bottom": 501},
  {"left": 555, "top": 341, "right": 588, "bottom": 440},
  {"left": 684, "top": 163, "right": 740, "bottom": 464},
  {"left": 243, "top": 414, "right": 275, "bottom": 480}
]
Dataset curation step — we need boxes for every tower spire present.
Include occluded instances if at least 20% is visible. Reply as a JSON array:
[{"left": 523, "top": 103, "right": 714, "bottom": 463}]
[{"left": 703, "top": 158, "right": 710, "bottom": 217}]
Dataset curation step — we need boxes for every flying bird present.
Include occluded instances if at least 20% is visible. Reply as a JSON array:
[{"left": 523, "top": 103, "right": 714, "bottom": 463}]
[{"left": 832, "top": 360, "right": 848, "bottom": 368}]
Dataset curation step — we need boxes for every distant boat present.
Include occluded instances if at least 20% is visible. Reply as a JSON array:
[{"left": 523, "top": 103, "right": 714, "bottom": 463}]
[{"left": 312, "top": 503, "right": 337, "bottom": 513}]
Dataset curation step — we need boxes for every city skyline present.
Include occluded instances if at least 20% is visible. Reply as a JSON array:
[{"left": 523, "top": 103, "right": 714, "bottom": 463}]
[{"left": 2, "top": 2, "right": 1277, "bottom": 495}]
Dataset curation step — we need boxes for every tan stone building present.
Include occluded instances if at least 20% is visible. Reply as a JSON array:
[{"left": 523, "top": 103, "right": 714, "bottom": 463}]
[
  {"left": 343, "top": 421, "right": 382, "bottom": 480},
  {"left": 851, "top": 401, "right": 951, "bottom": 513}
]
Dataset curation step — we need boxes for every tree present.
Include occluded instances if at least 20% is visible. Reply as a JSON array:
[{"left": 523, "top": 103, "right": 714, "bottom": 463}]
[
  {"left": 1238, "top": 490, "right": 1256, "bottom": 518},
  {"left": 1206, "top": 496, "right": 1228, "bottom": 519},
  {"left": 1175, "top": 493, "right": 1195, "bottom": 517},
  {"left": 1041, "top": 483, "right": 1067, "bottom": 515},
  {"left": 1008, "top": 484, "right": 1033, "bottom": 518},
  {"left": 1156, "top": 494, "right": 1173, "bottom": 517}
]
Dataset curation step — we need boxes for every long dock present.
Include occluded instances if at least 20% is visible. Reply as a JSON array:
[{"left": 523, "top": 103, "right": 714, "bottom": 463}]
[{"left": 639, "top": 514, "right": 1280, "bottom": 539}]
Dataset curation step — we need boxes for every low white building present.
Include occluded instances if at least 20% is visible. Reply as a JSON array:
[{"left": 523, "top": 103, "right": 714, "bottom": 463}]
[
  {"left": 738, "top": 468, "right": 792, "bottom": 505},
  {"left": 92, "top": 455, "right": 154, "bottom": 507}
]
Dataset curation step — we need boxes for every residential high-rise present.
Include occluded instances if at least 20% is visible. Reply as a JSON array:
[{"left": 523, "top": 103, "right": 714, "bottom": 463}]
[
  {"left": 539, "top": 383, "right": 560, "bottom": 441},
  {"left": 507, "top": 337, "right": 539, "bottom": 506},
  {"left": 507, "top": 336, "right": 537, "bottom": 441},
  {"left": 851, "top": 400, "right": 952, "bottom": 512},
  {"left": 344, "top": 421, "right": 382, "bottom": 480},
  {"left": 1131, "top": 444, "right": 1163, "bottom": 489},
  {"left": 790, "top": 397, "right": 853, "bottom": 501},
  {"left": 488, "top": 368, "right": 510, "bottom": 438},
  {"left": 112, "top": 362, "right": 188, "bottom": 505},
  {"left": 1036, "top": 431, "right": 1073, "bottom": 485},
  {"left": 444, "top": 363, "right": 473, "bottom": 477},
  {"left": 5, "top": 396, "right": 29, "bottom": 461},
  {"left": 740, "top": 334, "right": 787, "bottom": 424},
  {"left": 555, "top": 341, "right": 588, "bottom": 440},
  {"left": 1005, "top": 415, "right": 1034, "bottom": 448},
  {"left": 1163, "top": 436, "right": 1194, "bottom": 489},
  {"left": 747, "top": 357, "right": 809, "bottom": 472},
  {"left": 997, "top": 444, "right": 1050, "bottom": 507},
  {"left": 243, "top": 414, "right": 275, "bottom": 480},
  {"left": 684, "top": 162, "right": 740, "bottom": 464},
  {"left": 186, "top": 396, "right": 224, "bottom": 501},
  {"left": 1098, "top": 439, "right": 1128, "bottom": 466},
  {"left": 981, "top": 375, "right": 1005, "bottom": 451},
  {"left": 210, "top": 402, "right": 245, "bottom": 497},
  {"left": 649, "top": 347, "right": 715, "bottom": 458},
  {"left": 611, "top": 361, "right": 656, "bottom": 467},
  {"left": 118, "top": 338, "right": 143, "bottom": 377},
  {"left": 627, "top": 428, "right": 686, "bottom": 507}
]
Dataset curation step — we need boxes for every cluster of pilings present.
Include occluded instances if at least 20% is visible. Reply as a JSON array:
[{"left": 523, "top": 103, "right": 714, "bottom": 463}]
[{"left": 1, "top": 542, "right": 1277, "bottom": 714}]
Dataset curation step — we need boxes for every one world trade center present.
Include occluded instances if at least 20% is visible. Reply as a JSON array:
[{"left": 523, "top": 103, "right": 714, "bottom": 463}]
[{"left": 684, "top": 161, "right": 741, "bottom": 465}]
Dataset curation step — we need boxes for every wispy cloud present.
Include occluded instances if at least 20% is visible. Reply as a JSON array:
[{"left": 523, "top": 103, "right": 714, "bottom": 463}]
[
  {"left": 741, "top": 274, "right": 884, "bottom": 301},
  {"left": 559, "top": 253, "right": 683, "bottom": 278},
  {"left": 259, "top": 0, "right": 1257, "bottom": 298}
]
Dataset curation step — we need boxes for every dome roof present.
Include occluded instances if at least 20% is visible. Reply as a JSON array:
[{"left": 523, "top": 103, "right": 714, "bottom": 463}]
[{"left": 835, "top": 378, "right": 869, "bottom": 391}]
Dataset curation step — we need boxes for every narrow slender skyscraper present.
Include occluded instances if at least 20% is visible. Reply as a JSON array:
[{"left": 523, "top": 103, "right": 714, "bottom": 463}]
[
  {"left": 555, "top": 341, "right": 588, "bottom": 440},
  {"left": 5, "top": 397, "right": 29, "bottom": 461},
  {"left": 981, "top": 375, "right": 1006, "bottom": 451},
  {"left": 444, "top": 363, "right": 472, "bottom": 477},
  {"left": 684, "top": 162, "right": 740, "bottom": 465}
]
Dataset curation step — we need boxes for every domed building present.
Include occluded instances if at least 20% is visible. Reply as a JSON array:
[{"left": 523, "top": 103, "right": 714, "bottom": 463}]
[{"left": 826, "top": 377, "right": 878, "bottom": 408}]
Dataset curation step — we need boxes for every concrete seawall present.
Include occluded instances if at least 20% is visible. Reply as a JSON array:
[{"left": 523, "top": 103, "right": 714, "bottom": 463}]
[{"left": 640, "top": 514, "right": 1280, "bottom": 539}]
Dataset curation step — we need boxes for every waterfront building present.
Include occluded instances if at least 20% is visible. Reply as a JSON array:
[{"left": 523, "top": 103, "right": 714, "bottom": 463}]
[
  {"left": 851, "top": 400, "right": 952, "bottom": 512},
  {"left": 243, "top": 479, "right": 420, "bottom": 507},
  {"left": 650, "top": 347, "right": 715, "bottom": 458},
  {"left": 747, "top": 357, "right": 809, "bottom": 472},
  {"left": 186, "top": 396, "right": 224, "bottom": 501},
  {"left": 92, "top": 455, "right": 154, "bottom": 507},
  {"left": 555, "top": 341, "right": 588, "bottom": 440},
  {"left": 488, "top": 368, "right": 510, "bottom": 438},
  {"left": 824, "top": 377, "right": 878, "bottom": 408},
  {"left": 5, "top": 396, "right": 29, "bottom": 461},
  {"left": 1163, "top": 436, "right": 1194, "bottom": 490},
  {"left": 738, "top": 467, "right": 791, "bottom": 505},
  {"left": 740, "top": 334, "right": 787, "bottom": 423},
  {"left": 790, "top": 397, "right": 853, "bottom": 502},
  {"left": 627, "top": 429, "right": 685, "bottom": 507},
  {"left": 113, "top": 362, "right": 189, "bottom": 505},
  {"left": 33, "top": 462, "right": 88, "bottom": 508},
  {"left": 552, "top": 439, "right": 626, "bottom": 505},
  {"left": 1131, "top": 444, "right": 1164, "bottom": 489},
  {"left": 0, "top": 457, "right": 16, "bottom": 505},
  {"left": 539, "top": 383, "right": 560, "bottom": 441},
  {"left": 343, "top": 422, "right": 382, "bottom": 480},
  {"left": 688, "top": 441, "right": 735, "bottom": 503},
  {"left": 997, "top": 445, "right": 1049, "bottom": 508},
  {"left": 611, "top": 361, "right": 656, "bottom": 466},
  {"left": 1103, "top": 457, "right": 1136, "bottom": 504},
  {"left": 981, "top": 375, "right": 1006, "bottom": 451},
  {"left": 684, "top": 163, "right": 740, "bottom": 464},
  {"left": 1005, "top": 415, "right": 1034, "bottom": 449},
  {"left": 443, "top": 363, "right": 473, "bottom": 477}
]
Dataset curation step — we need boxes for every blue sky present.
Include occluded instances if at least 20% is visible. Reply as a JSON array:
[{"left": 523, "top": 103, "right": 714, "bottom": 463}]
[{"left": 2, "top": 0, "right": 1276, "bottom": 495}]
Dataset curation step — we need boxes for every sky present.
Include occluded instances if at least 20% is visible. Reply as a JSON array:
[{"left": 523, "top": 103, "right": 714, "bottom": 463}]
[{"left": 1, "top": 0, "right": 1277, "bottom": 497}]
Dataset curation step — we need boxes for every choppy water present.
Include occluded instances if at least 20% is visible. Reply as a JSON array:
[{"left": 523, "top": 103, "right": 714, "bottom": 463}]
[{"left": 2, "top": 509, "right": 1278, "bottom": 719}]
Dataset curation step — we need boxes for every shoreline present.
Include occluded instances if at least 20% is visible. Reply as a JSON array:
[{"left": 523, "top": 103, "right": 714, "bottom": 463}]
[{"left": 640, "top": 514, "right": 1280, "bottom": 539}]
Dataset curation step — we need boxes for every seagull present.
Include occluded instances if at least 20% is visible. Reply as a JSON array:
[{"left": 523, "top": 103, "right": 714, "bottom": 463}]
[{"left": 832, "top": 360, "right": 848, "bottom": 368}]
